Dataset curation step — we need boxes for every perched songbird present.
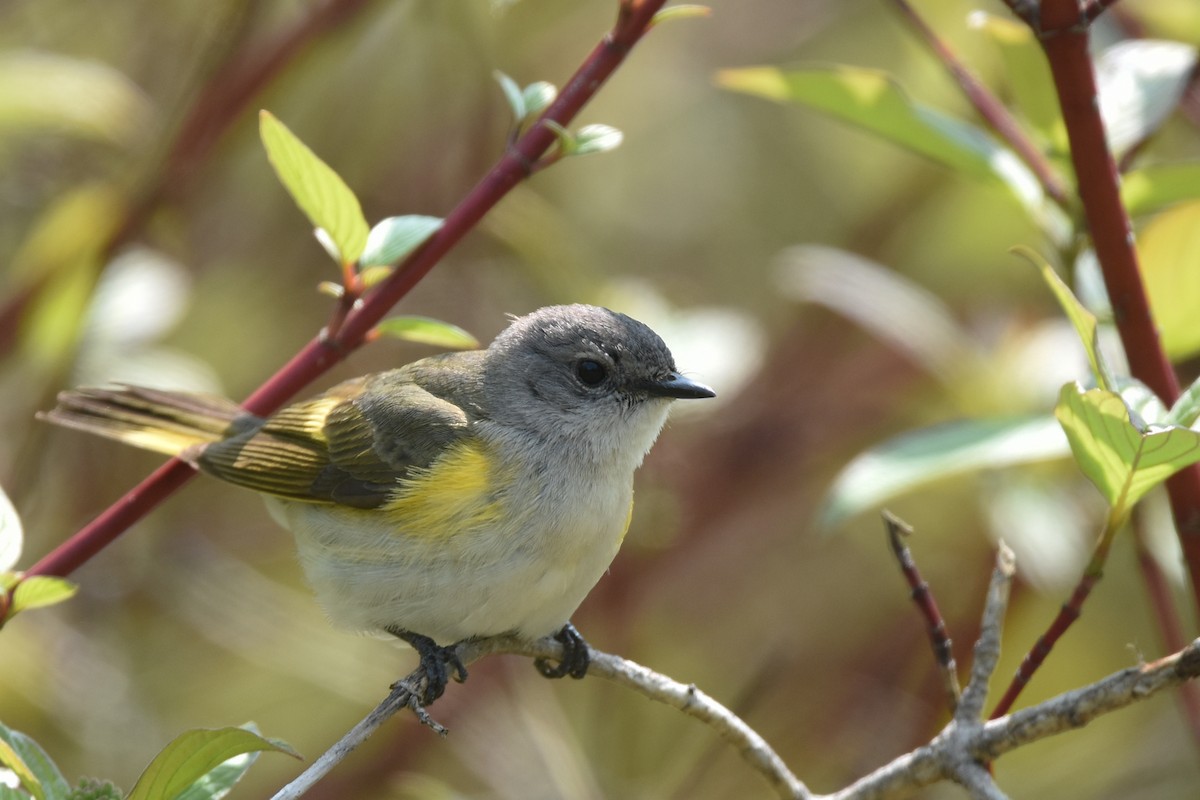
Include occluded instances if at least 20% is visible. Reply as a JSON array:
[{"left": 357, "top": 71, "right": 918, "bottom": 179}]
[{"left": 41, "top": 304, "right": 715, "bottom": 701}]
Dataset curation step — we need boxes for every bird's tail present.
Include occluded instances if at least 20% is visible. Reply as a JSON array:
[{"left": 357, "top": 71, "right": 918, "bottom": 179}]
[{"left": 39, "top": 385, "right": 250, "bottom": 459}]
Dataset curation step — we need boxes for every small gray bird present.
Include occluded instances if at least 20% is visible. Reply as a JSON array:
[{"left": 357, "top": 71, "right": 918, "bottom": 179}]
[{"left": 41, "top": 304, "right": 715, "bottom": 701}]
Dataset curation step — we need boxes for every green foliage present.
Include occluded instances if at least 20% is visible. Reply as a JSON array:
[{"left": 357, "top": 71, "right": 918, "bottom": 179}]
[
  {"left": 65, "top": 780, "right": 122, "bottom": 800},
  {"left": 1120, "top": 163, "right": 1200, "bottom": 218},
  {"left": 373, "top": 316, "right": 480, "bottom": 350},
  {"left": 0, "top": 723, "right": 68, "bottom": 800},
  {"left": 126, "top": 726, "right": 298, "bottom": 800},
  {"left": 258, "top": 110, "right": 369, "bottom": 266},
  {"left": 360, "top": 216, "right": 444, "bottom": 269},
  {"left": 6, "top": 577, "right": 77, "bottom": 621},
  {"left": 1137, "top": 202, "right": 1200, "bottom": 360},
  {"left": 1055, "top": 383, "right": 1200, "bottom": 522}
]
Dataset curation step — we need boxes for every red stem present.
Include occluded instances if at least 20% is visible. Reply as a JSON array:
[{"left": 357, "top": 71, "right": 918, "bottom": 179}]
[
  {"left": 1036, "top": 0, "right": 1200, "bottom": 612},
  {"left": 26, "top": 0, "right": 670, "bottom": 579}
]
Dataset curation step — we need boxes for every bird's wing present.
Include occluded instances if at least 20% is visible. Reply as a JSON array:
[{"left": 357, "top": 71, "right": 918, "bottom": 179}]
[{"left": 198, "top": 369, "right": 475, "bottom": 509}]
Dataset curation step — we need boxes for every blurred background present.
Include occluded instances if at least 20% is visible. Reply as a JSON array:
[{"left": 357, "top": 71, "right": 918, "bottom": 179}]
[{"left": 3, "top": 0, "right": 1200, "bottom": 797}]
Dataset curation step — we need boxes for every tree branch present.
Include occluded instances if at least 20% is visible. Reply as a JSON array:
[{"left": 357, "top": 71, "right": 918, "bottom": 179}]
[{"left": 23, "top": 0, "right": 672, "bottom": 581}]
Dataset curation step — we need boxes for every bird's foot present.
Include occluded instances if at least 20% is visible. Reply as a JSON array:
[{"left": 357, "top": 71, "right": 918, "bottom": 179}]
[
  {"left": 388, "top": 628, "right": 468, "bottom": 704},
  {"left": 535, "top": 622, "right": 590, "bottom": 680}
]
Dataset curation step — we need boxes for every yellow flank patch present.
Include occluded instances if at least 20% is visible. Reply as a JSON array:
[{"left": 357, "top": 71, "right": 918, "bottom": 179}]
[
  {"left": 382, "top": 441, "right": 507, "bottom": 538},
  {"left": 619, "top": 499, "right": 634, "bottom": 544}
]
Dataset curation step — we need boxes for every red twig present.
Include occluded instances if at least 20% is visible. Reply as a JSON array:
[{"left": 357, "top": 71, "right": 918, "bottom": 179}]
[
  {"left": 884, "top": 511, "right": 962, "bottom": 710},
  {"left": 25, "top": 0, "right": 671, "bottom": 580},
  {"left": 887, "top": 0, "right": 1070, "bottom": 207},
  {"left": 1017, "top": 0, "right": 1200, "bottom": 613}
]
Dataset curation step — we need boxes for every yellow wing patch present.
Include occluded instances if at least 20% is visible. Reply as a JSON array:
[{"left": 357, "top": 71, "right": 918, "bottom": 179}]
[{"left": 382, "top": 440, "right": 509, "bottom": 538}]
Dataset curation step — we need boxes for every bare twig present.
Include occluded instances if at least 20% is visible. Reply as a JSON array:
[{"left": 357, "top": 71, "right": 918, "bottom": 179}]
[
  {"left": 884, "top": 511, "right": 961, "bottom": 710},
  {"left": 274, "top": 635, "right": 810, "bottom": 800}
]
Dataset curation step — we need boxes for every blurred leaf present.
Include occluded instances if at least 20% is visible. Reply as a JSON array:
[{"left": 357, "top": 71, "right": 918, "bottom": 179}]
[
  {"left": 374, "top": 316, "right": 479, "bottom": 350},
  {"left": 1121, "top": 162, "right": 1200, "bottom": 218},
  {"left": 174, "top": 725, "right": 264, "bottom": 800},
  {"left": 1018, "top": 245, "right": 1116, "bottom": 390},
  {"left": 521, "top": 81, "right": 557, "bottom": 119},
  {"left": 8, "top": 183, "right": 124, "bottom": 285},
  {"left": 572, "top": 124, "right": 623, "bottom": 156},
  {"left": 971, "top": 13, "right": 1064, "bottom": 151},
  {"left": 821, "top": 416, "right": 1069, "bottom": 526},
  {"left": 358, "top": 266, "right": 393, "bottom": 288},
  {"left": 1055, "top": 383, "right": 1200, "bottom": 519},
  {"left": 126, "top": 727, "right": 298, "bottom": 800},
  {"left": 716, "top": 65, "right": 1044, "bottom": 215},
  {"left": 258, "top": 111, "right": 368, "bottom": 265},
  {"left": 0, "top": 484, "right": 21, "bottom": 573},
  {"left": 359, "top": 215, "right": 444, "bottom": 268},
  {"left": 1137, "top": 201, "right": 1200, "bottom": 361},
  {"left": 1096, "top": 40, "right": 1198, "bottom": 157},
  {"left": 10, "top": 576, "right": 78, "bottom": 618},
  {"left": 0, "top": 51, "right": 151, "bottom": 147},
  {"left": 0, "top": 738, "right": 41, "bottom": 800},
  {"left": 651, "top": 4, "right": 712, "bottom": 26},
  {"left": 1167, "top": 373, "right": 1200, "bottom": 428},
  {"left": 775, "top": 245, "right": 975, "bottom": 383},
  {"left": 493, "top": 70, "right": 526, "bottom": 122},
  {"left": 0, "top": 723, "right": 68, "bottom": 800}
]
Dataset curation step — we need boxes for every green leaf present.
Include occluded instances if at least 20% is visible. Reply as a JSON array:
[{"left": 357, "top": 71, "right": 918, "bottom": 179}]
[
  {"left": 0, "top": 483, "right": 21, "bottom": 573},
  {"left": 1137, "top": 201, "right": 1200, "bottom": 361},
  {"left": 651, "top": 4, "right": 712, "bottom": 26},
  {"left": 359, "top": 215, "right": 443, "bottom": 268},
  {"left": 1121, "top": 162, "right": 1200, "bottom": 218},
  {"left": 820, "top": 415, "right": 1069, "bottom": 526},
  {"left": 258, "top": 111, "right": 368, "bottom": 265},
  {"left": 1096, "top": 40, "right": 1197, "bottom": 157},
  {"left": 374, "top": 316, "right": 479, "bottom": 350},
  {"left": 126, "top": 727, "right": 298, "bottom": 800},
  {"left": 10, "top": 576, "right": 78, "bottom": 616},
  {"left": 493, "top": 70, "right": 526, "bottom": 122},
  {"left": 0, "top": 723, "right": 69, "bottom": 800},
  {"left": 716, "top": 65, "right": 1043, "bottom": 214},
  {"left": 1167, "top": 373, "right": 1200, "bottom": 429},
  {"left": 173, "top": 725, "right": 263, "bottom": 800},
  {"left": 521, "top": 81, "right": 557, "bottom": 120},
  {"left": 971, "top": 13, "right": 1064, "bottom": 151},
  {"left": 1018, "top": 245, "right": 1116, "bottom": 391},
  {"left": 1055, "top": 383, "right": 1200, "bottom": 519},
  {"left": 572, "top": 124, "right": 623, "bottom": 156}
]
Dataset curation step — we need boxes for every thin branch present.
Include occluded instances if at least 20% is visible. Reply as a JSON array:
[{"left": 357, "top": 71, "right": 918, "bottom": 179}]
[
  {"left": 959, "top": 542, "right": 1015, "bottom": 722},
  {"left": 274, "top": 636, "right": 811, "bottom": 800},
  {"left": 884, "top": 511, "right": 961, "bottom": 710},
  {"left": 887, "top": 0, "right": 1070, "bottom": 207},
  {"left": 24, "top": 0, "right": 673, "bottom": 581}
]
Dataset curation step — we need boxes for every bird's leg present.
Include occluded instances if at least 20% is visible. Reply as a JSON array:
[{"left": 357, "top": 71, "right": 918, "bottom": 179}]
[
  {"left": 534, "top": 621, "right": 590, "bottom": 679},
  {"left": 387, "top": 627, "right": 468, "bottom": 704}
]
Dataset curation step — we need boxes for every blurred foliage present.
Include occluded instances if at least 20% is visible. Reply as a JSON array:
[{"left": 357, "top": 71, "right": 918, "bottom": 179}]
[{"left": 3, "top": 0, "right": 1200, "bottom": 798}]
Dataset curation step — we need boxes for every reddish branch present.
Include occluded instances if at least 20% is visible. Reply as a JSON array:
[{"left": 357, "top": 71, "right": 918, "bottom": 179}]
[
  {"left": 887, "top": 0, "right": 1070, "bottom": 207},
  {"left": 884, "top": 512, "right": 962, "bottom": 710},
  {"left": 24, "top": 0, "right": 671, "bottom": 581}
]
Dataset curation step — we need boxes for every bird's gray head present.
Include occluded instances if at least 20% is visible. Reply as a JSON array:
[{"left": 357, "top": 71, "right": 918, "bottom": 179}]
[{"left": 483, "top": 304, "right": 714, "bottom": 465}]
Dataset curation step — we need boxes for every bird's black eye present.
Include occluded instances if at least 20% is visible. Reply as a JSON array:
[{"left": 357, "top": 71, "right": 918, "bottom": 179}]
[{"left": 575, "top": 359, "right": 607, "bottom": 386}]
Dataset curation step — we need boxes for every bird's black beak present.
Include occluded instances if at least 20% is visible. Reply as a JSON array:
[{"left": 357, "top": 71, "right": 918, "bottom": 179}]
[{"left": 643, "top": 372, "right": 716, "bottom": 400}]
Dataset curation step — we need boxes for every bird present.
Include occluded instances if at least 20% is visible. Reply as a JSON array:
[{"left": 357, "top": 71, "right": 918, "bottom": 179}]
[{"left": 40, "top": 304, "right": 715, "bottom": 702}]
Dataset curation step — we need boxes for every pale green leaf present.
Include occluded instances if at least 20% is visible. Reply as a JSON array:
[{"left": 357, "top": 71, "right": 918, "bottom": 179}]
[
  {"left": 1121, "top": 162, "right": 1200, "bottom": 218},
  {"left": 1097, "top": 40, "right": 1198, "bottom": 157},
  {"left": 971, "top": 13, "right": 1064, "bottom": 151},
  {"left": 1137, "top": 201, "right": 1200, "bottom": 361},
  {"left": 374, "top": 316, "right": 479, "bottom": 350},
  {"left": 359, "top": 215, "right": 443, "bottom": 268},
  {"left": 1018, "top": 245, "right": 1116, "bottom": 391},
  {"left": 651, "top": 4, "right": 712, "bottom": 26},
  {"left": 572, "top": 124, "right": 623, "bottom": 156},
  {"left": 126, "top": 727, "right": 298, "bottom": 800},
  {"left": 10, "top": 576, "right": 78, "bottom": 616},
  {"left": 821, "top": 415, "right": 1069, "bottom": 527},
  {"left": 716, "top": 65, "right": 1044, "bottom": 214},
  {"left": 174, "top": 724, "right": 267, "bottom": 800},
  {"left": 0, "top": 51, "right": 151, "bottom": 147},
  {"left": 0, "top": 738, "right": 40, "bottom": 800},
  {"left": 0, "top": 723, "right": 68, "bottom": 800},
  {"left": 258, "top": 111, "right": 368, "bottom": 265},
  {"left": 1055, "top": 383, "right": 1200, "bottom": 518},
  {"left": 521, "top": 81, "right": 557, "bottom": 119},
  {"left": 493, "top": 70, "right": 526, "bottom": 122},
  {"left": 0, "top": 484, "right": 21, "bottom": 573},
  {"left": 1167, "top": 374, "right": 1200, "bottom": 428},
  {"left": 542, "top": 120, "right": 575, "bottom": 153}
]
